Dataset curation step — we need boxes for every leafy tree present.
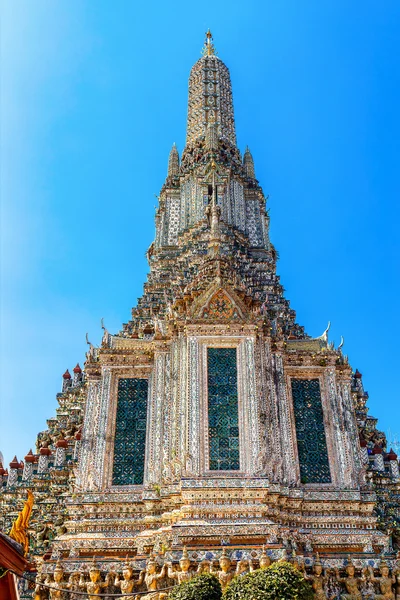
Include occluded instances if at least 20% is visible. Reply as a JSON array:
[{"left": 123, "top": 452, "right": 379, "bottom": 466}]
[
  {"left": 224, "top": 561, "right": 313, "bottom": 600},
  {"left": 169, "top": 573, "right": 222, "bottom": 600}
]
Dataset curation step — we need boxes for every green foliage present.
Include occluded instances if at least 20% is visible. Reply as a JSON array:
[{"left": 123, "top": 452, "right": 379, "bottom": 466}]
[
  {"left": 169, "top": 573, "right": 222, "bottom": 600},
  {"left": 224, "top": 561, "right": 313, "bottom": 600}
]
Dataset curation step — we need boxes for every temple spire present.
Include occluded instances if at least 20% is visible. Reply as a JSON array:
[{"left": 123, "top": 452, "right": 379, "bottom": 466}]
[
  {"left": 243, "top": 146, "right": 255, "bottom": 178},
  {"left": 186, "top": 33, "right": 236, "bottom": 147},
  {"left": 167, "top": 143, "right": 179, "bottom": 177},
  {"left": 202, "top": 29, "right": 216, "bottom": 56}
]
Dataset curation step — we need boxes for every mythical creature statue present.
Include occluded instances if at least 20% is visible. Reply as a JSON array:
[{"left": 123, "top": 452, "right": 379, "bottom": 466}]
[
  {"left": 236, "top": 559, "right": 252, "bottom": 576},
  {"left": 197, "top": 559, "right": 211, "bottom": 573},
  {"left": 79, "top": 559, "right": 112, "bottom": 600},
  {"left": 47, "top": 561, "right": 66, "bottom": 600},
  {"left": 67, "top": 572, "right": 81, "bottom": 600},
  {"left": 35, "top": 522, "right": 51, "bottom": 548},
  {"left": 114, "top": 557, "right": 144, "bottom": 599},
  {"left": 254, "top": 449, "right": 269, "bottom": 476},
  {"left": 393, "top": 552, "right": 400, "bottom": 599},
  {"left": 335, "top": 558, "right": 365, "bottom": 600},
  {"left": 33, "top": 574, "right": 46, "bottom": 600},
  {"left": 167, "top": 547, "right": 194, "bottom": 585},
  {"left": 367, "top": 561, "right": 396, "bottom": 600},
  {"left": 211, "top": 548, "right": 234, "bottom": 591},
  {"left": 53, "top": 515, "right": 67, "bottom": 537},
  {"left": 303, "top": 554, "right": 329, "bottom": 600},
  {"left": 142, "top": 554, "right": 168, "bottom": 599}
]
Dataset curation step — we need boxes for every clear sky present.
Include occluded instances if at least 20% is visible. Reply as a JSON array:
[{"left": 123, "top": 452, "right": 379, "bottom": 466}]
[{"left": 1, "top": 1, "right": 399, "bottom": 465}]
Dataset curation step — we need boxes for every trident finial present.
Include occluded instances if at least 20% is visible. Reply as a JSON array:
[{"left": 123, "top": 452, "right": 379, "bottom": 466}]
[{"left": 202, "top": 29, "right": 216, "bottom": 56}]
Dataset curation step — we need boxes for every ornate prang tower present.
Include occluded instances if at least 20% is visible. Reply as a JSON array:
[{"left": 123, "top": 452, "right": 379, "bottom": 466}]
[{"left": 1, "top": 31, "right": 399, "bottom": 595}]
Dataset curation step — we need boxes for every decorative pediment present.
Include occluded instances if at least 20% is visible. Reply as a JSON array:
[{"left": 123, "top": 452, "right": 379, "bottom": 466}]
[
  {"left": 203, "top": 289, "right": 237, "bottom": 319},
  {"left": 190, "top": 284, "right": 248, "bottom": 321}
]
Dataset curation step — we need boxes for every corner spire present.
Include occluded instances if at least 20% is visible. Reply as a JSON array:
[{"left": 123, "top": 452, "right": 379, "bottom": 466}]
[
  {"left": 202, "top": 29, "right": 216, "bottom": 56},
  {"left": 167, "top": 143, "right": 179, "bottom": 177},
  {"left": 243, "top": 146, "right": 255, "bottom": 178}
]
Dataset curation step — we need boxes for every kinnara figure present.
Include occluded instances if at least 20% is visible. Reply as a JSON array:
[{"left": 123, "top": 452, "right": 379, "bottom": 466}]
[
  {"left": 368, "top": 561, "right": 396, "bottom": 600},
  {"left": 167, "top": 547, "right": 194, "bottom": 585},
  {"left": 212, "top": 548, "right": 234, "bottom": 591},
  {"left": 79, "top": 559, "right": 111, "bottom": 600},
  {"left": 197, "top": 559, "right": 211, "bottom": 574},
  {"left": 393, "top": 553, "right": 400, "bottom": 600},
  {"left": 67, "top": 572, "right": 81, "bottom": 600},
  {"left": 33, "top": 574, "right": 46, "bottom": 600},
  {"left": 47, "top": 561, "right": 66, "bottom": 600},
  {"left": 335, "top": 559, "right": 365, "bottom": 600},
  {"left": 142, "top": 554, "right": 168, "bottom": 600},
  {"left": 114, "top": 558, "right": 144, "bottom": 599},
  {"left": 236, "top": 559, "right": 252, "bottom": 576},
  {"left": 303, "top": 554, "right": 329, "bottom": 600}
]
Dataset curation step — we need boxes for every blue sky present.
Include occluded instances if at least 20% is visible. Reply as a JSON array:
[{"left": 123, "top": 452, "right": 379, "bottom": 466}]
[{"left": 1, "top": 1, "right": 399, "bottom": 465}]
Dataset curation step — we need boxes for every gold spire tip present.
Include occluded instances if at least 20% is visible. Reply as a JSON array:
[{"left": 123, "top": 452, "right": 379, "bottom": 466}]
[{"left": 202, "top": 29, "right": 216, "bottom": 56}]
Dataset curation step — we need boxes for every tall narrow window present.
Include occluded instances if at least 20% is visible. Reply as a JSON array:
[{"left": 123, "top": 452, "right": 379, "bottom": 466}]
[
  {"left": 207, "top": 347, "right": 240, "bottom": 470},
  {"left": 112, "top": 378, "right": 148, "bottom": 486},
  {"left": 291, "top": 378, "right": 331, "bottom": 483}
]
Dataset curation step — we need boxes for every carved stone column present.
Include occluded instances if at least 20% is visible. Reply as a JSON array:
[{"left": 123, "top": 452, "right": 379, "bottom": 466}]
[
  {"left": 187, "top": 336, "right": 201, "bottom": 475},
  {"left": 75, "top": 377, "right": 100, "bottom": 490},
  {"left": 273, "top": 353, "right": 298, "bottom": 485},
  {"left": 325, "top": 369, "right": 360, "bottom": 488},
  {"left": 238, "top": 337, "right": 260, "bottom": 474},
  {"left": 261, "top": 339, "right": 283, "bottom": 480},
  {"left": 91, "top": 367, "right": 111, "bottom": 490},
  {"left": 144, "top": 351, "right": 169, "bottom": 484}
]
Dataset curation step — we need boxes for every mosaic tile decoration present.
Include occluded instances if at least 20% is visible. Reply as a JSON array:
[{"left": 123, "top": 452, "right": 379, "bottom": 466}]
[
  {"left": 291, "top": 378, "right": 331, "bottom": 484},
  {"left": 207, "top": 347, "right": 240, "bottom": 470},
  {"left": 112, "top": 378, "right": 148, "bottom": 486}
]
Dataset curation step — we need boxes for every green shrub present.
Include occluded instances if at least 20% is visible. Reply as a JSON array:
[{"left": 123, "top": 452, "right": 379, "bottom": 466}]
[
  {"left": 169, "top": 572, "right": 222, "bottom": 600},
  {"left": 224, "top": 561, "right": 313, "bottom": 600}
]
